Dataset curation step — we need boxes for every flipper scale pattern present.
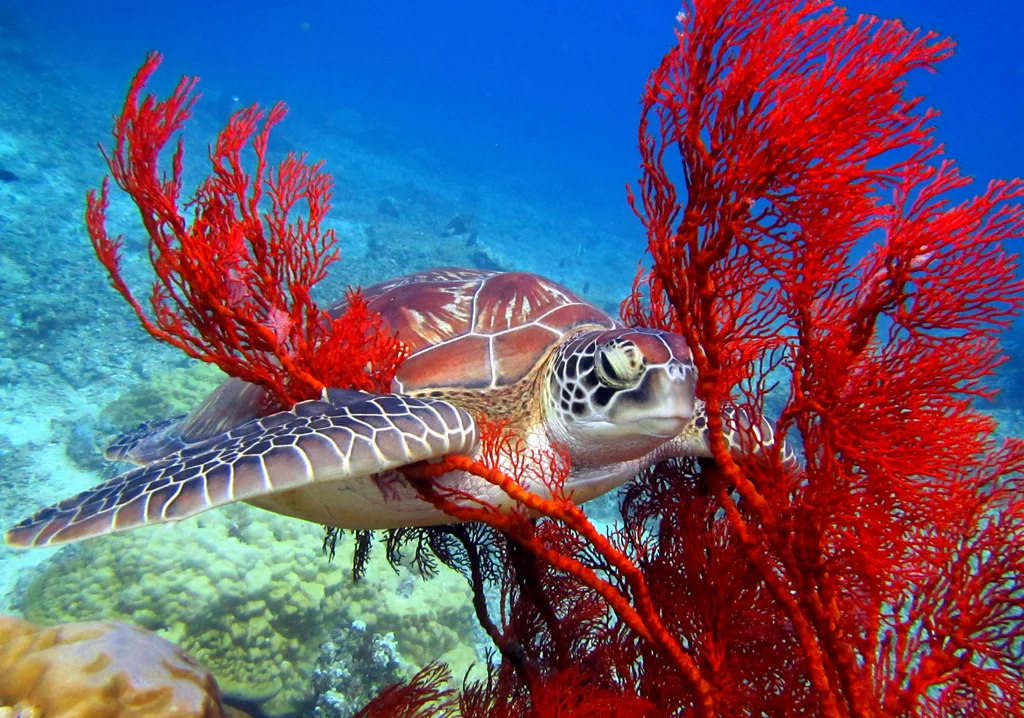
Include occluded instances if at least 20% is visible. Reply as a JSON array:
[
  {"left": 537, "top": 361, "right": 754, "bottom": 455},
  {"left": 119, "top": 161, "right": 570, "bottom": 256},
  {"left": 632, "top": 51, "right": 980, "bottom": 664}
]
[{"left": 6, "top": 394, "right": 478, "bottom": 548}]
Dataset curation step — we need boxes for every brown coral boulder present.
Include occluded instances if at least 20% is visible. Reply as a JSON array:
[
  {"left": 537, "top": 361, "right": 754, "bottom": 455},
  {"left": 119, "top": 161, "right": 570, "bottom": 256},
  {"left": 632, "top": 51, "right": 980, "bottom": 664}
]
[{"left": 0, "top": 615, "right": 243, "bottom": 717}]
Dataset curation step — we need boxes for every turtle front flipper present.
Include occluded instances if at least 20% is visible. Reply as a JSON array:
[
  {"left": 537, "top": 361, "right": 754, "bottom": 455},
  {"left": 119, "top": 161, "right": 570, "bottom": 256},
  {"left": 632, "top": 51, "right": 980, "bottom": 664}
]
[{"left": 5, "top": 393, "right": 478, "bottom": 548}]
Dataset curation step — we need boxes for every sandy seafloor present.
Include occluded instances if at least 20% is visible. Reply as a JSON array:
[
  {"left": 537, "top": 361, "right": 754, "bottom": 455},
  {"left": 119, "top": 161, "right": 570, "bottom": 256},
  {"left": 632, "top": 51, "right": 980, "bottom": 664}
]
[{"left": 1, "top": 13, "right": 1023, "bottom": 718}]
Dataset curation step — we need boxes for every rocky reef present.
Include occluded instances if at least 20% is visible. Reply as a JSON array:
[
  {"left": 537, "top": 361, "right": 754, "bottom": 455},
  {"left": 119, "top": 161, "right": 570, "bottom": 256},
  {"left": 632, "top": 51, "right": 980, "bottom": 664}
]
[
  {"left": 0, "top": 614, "right": 242, "bottom": 717},
  {"left": 13, "top": 505, "right": 482, "bottom": 716}
]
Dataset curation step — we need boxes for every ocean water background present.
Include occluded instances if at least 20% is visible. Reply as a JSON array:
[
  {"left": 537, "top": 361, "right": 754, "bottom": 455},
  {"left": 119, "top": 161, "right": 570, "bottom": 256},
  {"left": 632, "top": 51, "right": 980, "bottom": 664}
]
[{"left": 0, "top": 1, "right": 1021, "bottom": 715}]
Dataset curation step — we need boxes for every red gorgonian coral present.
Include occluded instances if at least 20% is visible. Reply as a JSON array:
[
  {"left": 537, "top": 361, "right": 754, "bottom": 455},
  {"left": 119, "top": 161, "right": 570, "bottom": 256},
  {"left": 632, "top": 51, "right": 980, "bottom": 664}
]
[
  {"left": 86, "top": 52, "right": 406, "bottom": 408},
  {"left": 82, "top": 2, "right": 1024, "bottom": 714},
  {"left": 363, "top": 1, "right": 1024, "bottom": 716}
]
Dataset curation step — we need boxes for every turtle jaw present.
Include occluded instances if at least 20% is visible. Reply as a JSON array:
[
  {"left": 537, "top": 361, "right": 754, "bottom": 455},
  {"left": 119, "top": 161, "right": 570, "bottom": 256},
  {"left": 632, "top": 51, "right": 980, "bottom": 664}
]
[
  {"left": 637, "top": 416, "right": 692, "bottom": 439},
  {"left": 611, "top": 357, "right": 696, "bottom": 426}
]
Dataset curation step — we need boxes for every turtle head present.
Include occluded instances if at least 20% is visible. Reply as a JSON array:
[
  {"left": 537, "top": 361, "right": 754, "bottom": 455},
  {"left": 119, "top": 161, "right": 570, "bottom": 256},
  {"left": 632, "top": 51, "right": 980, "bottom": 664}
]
[{"left": 545, "top": 328, "right": 696, "bottom": 464}]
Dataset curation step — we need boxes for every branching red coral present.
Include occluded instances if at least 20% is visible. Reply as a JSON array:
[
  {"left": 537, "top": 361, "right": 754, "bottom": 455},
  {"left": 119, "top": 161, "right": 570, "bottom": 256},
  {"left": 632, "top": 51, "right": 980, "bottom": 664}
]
[
  {"left": 86, "top": 51, "right": 406, "bottom": 407},
  {"left": 618, "top": 0, "right": 1024, "bottom": 714},
  {"left": 355, "top": 662, "right": 458, "bottom": 718},
  {"left": 387, "top": 1, "right": 1024, "bottom": 716},
  {"left": 403, "top": 419, "right": 714, "bottom": 712}
]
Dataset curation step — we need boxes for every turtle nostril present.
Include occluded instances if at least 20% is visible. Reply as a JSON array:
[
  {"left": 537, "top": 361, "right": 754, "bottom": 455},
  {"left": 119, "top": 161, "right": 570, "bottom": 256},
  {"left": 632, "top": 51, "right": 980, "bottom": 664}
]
[{"left": 665, "top": 359, "right": 696, "bottom": 384}]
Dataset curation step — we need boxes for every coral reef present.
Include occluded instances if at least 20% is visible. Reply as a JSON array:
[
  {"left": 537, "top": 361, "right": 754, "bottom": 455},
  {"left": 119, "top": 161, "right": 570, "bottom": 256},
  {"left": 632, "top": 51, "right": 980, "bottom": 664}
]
[
  {"left": 0, "top": 438, "right": 39, "bottom": 529},
  {"left": 311, "top": 620, "right": 404, "bottom": 718},
  {"left": 0, "top": 614, "right": 239, "bottom": 717},
  {"left": 376, "top": 195, "right": 400, "bottom": 217},
  {"left": 14, "top": 505, "right": 480, "bottom": 716},
  {"left": 363, "top": 220, "right": 505, "bottom": 277},
  {"left": 442, "top": 213, "right": 478, "bottom": 246}
]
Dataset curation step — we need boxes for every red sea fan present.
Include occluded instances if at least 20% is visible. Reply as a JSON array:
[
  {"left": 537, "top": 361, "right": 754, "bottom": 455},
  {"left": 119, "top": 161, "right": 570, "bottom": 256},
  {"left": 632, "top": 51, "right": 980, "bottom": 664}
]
[
  {"left": 86, "top": 52, "right": 407, "bottom": 407},
  {"left": 627, "top": 0, "right": 1024, "bottom": 710},
  {"left": 384, "top": 1, "right": 1024, "bottom": 716},
  {"left": 356, "top": 663, "right": 458, "bottom": 718},
  {"left": 622, "top": 0, "right": 1024, "bottom": 714}
]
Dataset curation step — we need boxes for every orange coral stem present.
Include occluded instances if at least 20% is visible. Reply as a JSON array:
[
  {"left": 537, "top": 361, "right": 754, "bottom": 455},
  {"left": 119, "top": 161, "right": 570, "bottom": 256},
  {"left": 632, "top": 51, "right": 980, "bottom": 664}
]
[{"left": 405, "top": 456, "right": 716, "bottom": 715}]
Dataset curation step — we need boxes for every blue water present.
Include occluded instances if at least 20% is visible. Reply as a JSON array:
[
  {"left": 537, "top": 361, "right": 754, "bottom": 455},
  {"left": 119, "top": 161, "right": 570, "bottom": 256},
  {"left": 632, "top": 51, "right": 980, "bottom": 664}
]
[
  {"left": 16, "top": 0, "right": 1024, "bottom": 206},
  {"left": 0, "top": 2, "right": 1021, "bottom": 716}
]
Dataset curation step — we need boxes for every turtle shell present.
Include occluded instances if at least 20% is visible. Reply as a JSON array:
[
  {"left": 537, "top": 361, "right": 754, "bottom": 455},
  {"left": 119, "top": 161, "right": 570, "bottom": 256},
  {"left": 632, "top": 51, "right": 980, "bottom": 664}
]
[
  {"left": 356, "top": 267, "right": 617, "bottom": 392},
  {"left": 174, "top": 268, "right": 617, "bottom": 446}
]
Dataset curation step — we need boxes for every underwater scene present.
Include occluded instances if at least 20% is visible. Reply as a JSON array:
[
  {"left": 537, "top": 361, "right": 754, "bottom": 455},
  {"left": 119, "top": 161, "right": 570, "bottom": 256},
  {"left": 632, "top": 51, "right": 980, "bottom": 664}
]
[{"left": 0, "top": 1, "right": 1022, "bottom": 716}]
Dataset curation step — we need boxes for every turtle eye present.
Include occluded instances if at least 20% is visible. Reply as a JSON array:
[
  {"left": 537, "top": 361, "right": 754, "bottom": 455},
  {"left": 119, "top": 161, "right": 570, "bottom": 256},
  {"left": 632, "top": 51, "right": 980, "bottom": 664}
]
[{"left": 595, "top": 340, "right": 644, "bottom": 389}]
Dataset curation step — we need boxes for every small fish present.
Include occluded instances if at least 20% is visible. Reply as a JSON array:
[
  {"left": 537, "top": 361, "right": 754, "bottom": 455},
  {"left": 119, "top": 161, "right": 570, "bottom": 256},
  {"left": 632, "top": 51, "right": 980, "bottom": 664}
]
[{"left": 0, "top": 168, "right": 18, "bottom": 182}]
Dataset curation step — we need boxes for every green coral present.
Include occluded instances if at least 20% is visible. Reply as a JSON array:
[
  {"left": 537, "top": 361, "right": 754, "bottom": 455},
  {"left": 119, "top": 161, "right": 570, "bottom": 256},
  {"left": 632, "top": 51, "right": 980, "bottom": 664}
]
[
  {"left": 16, "top": 506, "right": 480, "bottom": 716},
  {"left": 99, "top": 363, "right": 226, "bottom": 429}
]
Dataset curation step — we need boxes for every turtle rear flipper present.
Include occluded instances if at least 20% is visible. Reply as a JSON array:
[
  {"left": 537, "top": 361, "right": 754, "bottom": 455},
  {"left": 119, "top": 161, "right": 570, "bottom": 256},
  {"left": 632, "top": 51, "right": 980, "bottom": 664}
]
[
  {"left": 6, "top": 394, "right": 478, "bottom": 548},
  {"left": 105, "top": 415, "right": 188, "bottom": 464},
  {"left": 104, "top": 388, "right": 379, "bottom": 465}
]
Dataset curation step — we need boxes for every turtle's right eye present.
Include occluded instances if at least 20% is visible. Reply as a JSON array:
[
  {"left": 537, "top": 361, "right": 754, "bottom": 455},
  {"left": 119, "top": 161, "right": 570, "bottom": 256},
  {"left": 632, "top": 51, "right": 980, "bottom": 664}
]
[{"left": 595, "top": 340, "right": 644, "bottom": 389}]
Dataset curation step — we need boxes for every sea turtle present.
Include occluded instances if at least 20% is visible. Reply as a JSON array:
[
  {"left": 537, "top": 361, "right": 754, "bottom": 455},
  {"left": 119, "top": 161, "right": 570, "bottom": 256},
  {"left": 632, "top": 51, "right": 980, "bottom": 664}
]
[{"left": 6, "top": 267, "right": 737, "bottom": 548}]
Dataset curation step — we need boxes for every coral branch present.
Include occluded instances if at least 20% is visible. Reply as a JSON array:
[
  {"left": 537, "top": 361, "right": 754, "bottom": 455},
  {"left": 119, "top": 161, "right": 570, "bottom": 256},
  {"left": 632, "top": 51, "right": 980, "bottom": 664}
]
[
  {"left": 87, "top": 52, "right": 406, "bottom": 407},
  {"left": 355, "top": 662, "right": 457, "bottom": 718}
]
